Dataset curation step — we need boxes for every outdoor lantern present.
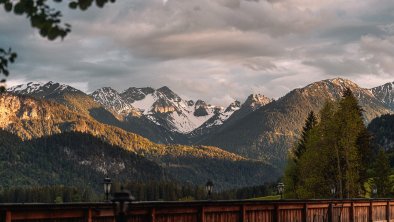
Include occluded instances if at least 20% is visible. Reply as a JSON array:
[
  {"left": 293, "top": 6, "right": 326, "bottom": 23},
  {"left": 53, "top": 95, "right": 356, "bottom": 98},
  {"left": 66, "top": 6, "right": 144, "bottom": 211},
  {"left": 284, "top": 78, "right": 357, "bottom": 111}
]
[
  {"left": 103, "top": 177, "right": 112, "bottom": 202},
  {"left": 372, "top": 185, "right": 378, "bottom": 198},
  {"left": 330, "top": 185, "right": 336, "bottom": 198},
  {"left": 277, "top": 183, "right": 285, "bottom": 199},
  {"left": 112, "top": 186, "right": 135, "bottom": 222},
  {"left": 205, "top": 180, "right": 214, "bottom": 199}
]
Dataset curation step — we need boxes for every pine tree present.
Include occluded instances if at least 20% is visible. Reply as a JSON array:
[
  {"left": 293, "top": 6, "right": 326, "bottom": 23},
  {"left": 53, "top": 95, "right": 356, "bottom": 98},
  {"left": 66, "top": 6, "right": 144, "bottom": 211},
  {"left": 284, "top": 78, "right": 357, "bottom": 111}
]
[
  {"left": 336, "top": 88, "right": 365, "bottom": 198},
  {"left": 373, "top": 149, "right": 391, "bottom": 197},
  {"left": 296, "top": 102, "right": 338, "bottom": 198},
  {"left": 357, "top": 128, "right": 375, "bottom": 195},
  {"left": 284, "top": 111, "right": 318, "bottom": 198},
  {"left": 293, "top": 111, "right": 317, "bottom": 162}
]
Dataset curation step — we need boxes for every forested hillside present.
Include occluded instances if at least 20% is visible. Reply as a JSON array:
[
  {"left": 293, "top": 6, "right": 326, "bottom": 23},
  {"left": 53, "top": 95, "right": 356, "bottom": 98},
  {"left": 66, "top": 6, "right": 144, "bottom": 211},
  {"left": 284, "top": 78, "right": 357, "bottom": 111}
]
[
  {"left": 368, "top": 114, "right": 394, "bottom": 151},
  {"left": 0, "top": 130, "right": 165, "bottom": 190}
]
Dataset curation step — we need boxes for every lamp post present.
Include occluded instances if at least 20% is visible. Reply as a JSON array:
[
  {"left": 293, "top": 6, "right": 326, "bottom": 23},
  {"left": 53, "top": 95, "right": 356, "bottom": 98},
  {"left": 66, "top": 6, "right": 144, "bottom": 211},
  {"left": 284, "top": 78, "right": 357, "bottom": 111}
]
[
  {"left": 205, "top": 180, "right": 213, "bottom": 200},
  {"left": 103, "top": 177, "right": 112, "bottom": 202},
  {"left": 112, "top": 186, "right": 135, "bottom": 222},
  {"left": 277, "top": 183, "right": 285, "bottom": 199},
  {"left": 372, "top": 185, "right": 377, "bottom": 198},
  {"left": 330, "top": 185, "right": 336, "bottom": 199}
]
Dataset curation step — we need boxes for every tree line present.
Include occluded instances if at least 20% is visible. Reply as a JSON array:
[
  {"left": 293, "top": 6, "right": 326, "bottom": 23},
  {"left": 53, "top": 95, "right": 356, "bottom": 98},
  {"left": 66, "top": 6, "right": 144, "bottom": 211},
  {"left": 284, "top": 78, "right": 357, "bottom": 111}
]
[
  {"left": 284, "top": 88, "right": 391, "bottom": 199},
  {"left": 0, "top": 181, "right": 277, "bottom": 203}
]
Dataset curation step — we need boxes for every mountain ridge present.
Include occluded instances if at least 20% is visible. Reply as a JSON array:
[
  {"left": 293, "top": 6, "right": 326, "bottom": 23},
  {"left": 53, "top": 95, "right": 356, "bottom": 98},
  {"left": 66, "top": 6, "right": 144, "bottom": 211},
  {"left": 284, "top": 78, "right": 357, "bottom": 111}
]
[
  {"left": 7, "top": 77, "right": 394, "bottom": 170},
  {"left": 199, "top": 77, "right": 394, "bottom": 168},
  {"left": 0, "top": 92, "right": 278, "bottom": 189}
]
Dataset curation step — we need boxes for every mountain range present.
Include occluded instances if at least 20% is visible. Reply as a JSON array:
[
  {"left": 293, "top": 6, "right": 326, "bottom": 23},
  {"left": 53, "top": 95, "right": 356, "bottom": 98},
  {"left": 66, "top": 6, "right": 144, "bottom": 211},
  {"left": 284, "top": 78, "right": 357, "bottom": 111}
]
[
  {"left": 0, "top": 90, "right": 277, "bottom": 190},
  {"left": 4, "top": 77, "right": 394, "bottom": 188}
]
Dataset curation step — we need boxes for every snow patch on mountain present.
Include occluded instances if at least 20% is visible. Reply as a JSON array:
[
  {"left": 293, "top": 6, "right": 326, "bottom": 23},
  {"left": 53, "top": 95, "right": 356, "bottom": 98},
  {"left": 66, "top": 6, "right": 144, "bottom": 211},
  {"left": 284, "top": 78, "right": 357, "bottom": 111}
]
[
  {"left": 164, "top": 102, "right": 216, "bottom": 133},
  {"left": 92, "top": 85, "right": 220, "bottom": 133},
  {"left": 132, "top": 94, "right": 156, "bottom": 114},
  {"left": 370, "top": 82, "right": 394, "bottom": 109},
  {"left": 201, "top": 101, "right": 241, "bottom": 129},
  {"left": 8, "top": 81, "right": 80, "bottom": 96},
  {"left": 91, "top": 87, "right": 133, "bottom": 113}
]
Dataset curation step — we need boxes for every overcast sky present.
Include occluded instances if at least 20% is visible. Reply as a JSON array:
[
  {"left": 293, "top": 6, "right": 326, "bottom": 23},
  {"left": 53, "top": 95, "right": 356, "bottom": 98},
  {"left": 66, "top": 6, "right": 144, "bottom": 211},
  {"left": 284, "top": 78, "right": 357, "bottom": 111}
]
[{"left": 2, "top": 0, "right": 394, "bottom": 105}]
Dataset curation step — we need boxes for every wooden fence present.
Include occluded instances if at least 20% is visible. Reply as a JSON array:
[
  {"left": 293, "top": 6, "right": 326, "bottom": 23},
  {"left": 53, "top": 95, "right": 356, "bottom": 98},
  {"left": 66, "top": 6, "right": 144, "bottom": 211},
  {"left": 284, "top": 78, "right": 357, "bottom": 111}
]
[{"left": 1, "top": 199, "right": 394, "bottom": 222}]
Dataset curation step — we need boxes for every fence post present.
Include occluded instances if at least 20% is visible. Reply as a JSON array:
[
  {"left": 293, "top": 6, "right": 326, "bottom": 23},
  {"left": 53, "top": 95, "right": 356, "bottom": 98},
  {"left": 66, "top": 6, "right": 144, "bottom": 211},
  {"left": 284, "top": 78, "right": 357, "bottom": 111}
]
[
  {"left": 368, "top": 201, "right": 373, "bottom": 222},
  {"left": 350, "top": 202, "right": 354, "bottom": 222},
  {"left": 240, "top": 204, "right": 246, "bottom": 222},
  {"left": 303, "top": 203, "right": 308, "bottom": 222},
  {"left": 328, "top": 203, "right": 333, "bottom": 222},
  {"left": 150, "top": 208, "right": 156, "bottom": 222},
  {"left": 273, "top": 204, "right": 279, "bottom": 222},
  {"left": 199, "top": 206, "right": 205, "bottom": 222},
  {"left": 387, "top": 201, "right": 390, "bottom": 222}
]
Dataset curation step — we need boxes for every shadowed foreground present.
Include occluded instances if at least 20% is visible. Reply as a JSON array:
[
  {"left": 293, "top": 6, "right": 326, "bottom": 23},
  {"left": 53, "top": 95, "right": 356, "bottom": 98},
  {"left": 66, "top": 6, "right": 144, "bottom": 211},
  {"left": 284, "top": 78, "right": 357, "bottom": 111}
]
[{"left": 0, "top": 199, "right": 393, "bottom": 222}]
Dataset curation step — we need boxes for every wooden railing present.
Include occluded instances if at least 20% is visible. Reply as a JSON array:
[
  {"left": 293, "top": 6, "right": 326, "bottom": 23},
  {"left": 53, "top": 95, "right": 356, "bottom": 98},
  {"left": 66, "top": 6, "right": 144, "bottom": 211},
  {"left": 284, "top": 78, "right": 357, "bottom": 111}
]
[{"left": 1, "top": 199, "right": 394, "bottom": 222}]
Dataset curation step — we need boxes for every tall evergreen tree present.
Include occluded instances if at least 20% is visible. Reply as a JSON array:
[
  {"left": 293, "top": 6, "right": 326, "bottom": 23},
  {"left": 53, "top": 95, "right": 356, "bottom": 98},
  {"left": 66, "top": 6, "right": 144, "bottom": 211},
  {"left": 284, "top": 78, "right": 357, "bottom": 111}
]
[
  {"left": 284, "top": 111, "right": 318, "bottom": 198},
  {"left": 336, "top": 88, "right": 365, "bottom": 198},
  {"left": 373, "top": 149, "right": 391, "bottom": 197},
  {"left": 357, "top": 128, "right": 375, "bottom": 194},
  {"left": 294, "top": 111, "right": 317, "bottom": 162},
  {"left": 296, "top": 101, "right": 338, "bottom": 198}
]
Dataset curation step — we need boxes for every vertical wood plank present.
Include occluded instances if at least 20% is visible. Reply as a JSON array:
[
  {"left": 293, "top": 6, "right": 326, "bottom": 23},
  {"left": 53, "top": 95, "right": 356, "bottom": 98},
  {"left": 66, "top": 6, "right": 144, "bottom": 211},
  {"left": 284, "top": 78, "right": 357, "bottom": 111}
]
[
  {"left": 150, "top": 208, "right": 156, "bottom": 222},
  {"left": 369, "top": 201, "right": 373, "bottom": 222},
  {"left": 5, "top": 210, "right": 11, "bottom": 222},
  {"left": 86, "top": 208, "right": 92, "bottom": 222},
  {"left": 387, "top": 201, "right": 391, "bottom": 222}
]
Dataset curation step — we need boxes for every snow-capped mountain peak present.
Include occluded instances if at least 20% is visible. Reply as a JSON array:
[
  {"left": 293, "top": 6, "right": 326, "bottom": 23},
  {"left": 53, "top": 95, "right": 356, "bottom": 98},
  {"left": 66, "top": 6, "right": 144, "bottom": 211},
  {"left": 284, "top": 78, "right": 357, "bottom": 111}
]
[
  {"left": 371, "top": 81, "right": 394, "bottom": 109},
  {"left": 225, "top": 100, "right": 241, "bottom": 112},
  {"left": 192, "top": 100, "right": 242, "bottom": 133},
  {"left": 120, "top": 87, "right": 155, "bottom": 104},
  {"left": 242, "top": 94, "right": 272, "bottom": 110},
  {"left": 90, "top": 87, "right": 134, "bottom": 114},
  {"left": 91, "top": 85, "right": 221, "bottom": 134},
  {"left": 8, "top": 81, "right": 80, "bottom": 97}
]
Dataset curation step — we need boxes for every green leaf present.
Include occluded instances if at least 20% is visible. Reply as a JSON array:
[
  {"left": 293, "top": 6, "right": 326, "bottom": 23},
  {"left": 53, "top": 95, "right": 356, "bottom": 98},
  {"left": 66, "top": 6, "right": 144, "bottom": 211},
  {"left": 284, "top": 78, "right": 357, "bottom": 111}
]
[
  {"left": 4, "top": 2, "right": 12, "bottom": 12},
  {"left": 96, "top": 0, "right": 106, "bottom": 8},
  {"left": 39, "top": 28, "right": 48, "bottom": 37},
  {"left": 13, "top": 2, "right": 25, "bottom": 15},
  {"left": 69, "top": 2, "right": 78, "bottom": 9}
]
